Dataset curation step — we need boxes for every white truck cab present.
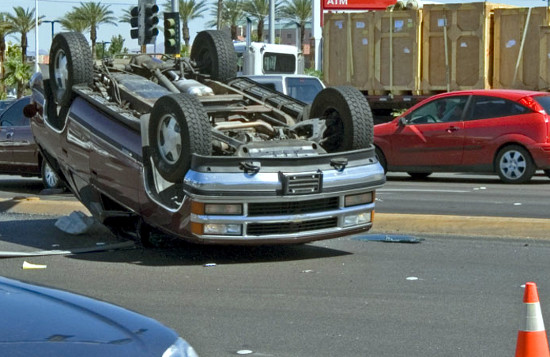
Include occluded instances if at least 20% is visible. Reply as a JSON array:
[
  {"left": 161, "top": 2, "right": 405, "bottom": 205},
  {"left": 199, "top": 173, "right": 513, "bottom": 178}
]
[{"left": 234, "top": 41, "right": 304, "bottom": 76}]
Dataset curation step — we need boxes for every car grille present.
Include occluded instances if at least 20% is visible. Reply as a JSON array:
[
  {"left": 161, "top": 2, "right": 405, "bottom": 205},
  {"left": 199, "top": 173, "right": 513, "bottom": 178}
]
[
  {"left": 247, "top": 217, "right": 338, "bottom": 236},
  {"left": 248, "top": 197, "right": 339, "bottom": 216}
]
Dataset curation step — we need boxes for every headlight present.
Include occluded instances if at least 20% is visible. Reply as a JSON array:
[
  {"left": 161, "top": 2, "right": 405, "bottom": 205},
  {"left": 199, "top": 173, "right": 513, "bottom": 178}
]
[
  {"left": 162, "top": 337, "right": 199, "bottom": 357},
  {"left": 203, "top": 223, "right": 242, "bottom": 235},
  {"left": 205, "top": 203, "right": 242, "bottom": 215},
  {"left": 343, "top": 212, "right": 372, "bottom": 227},
  {"left": 345, "top": 192, "right": 374, "bottom": 207},
  {"left": 191, "top": 201, "right": 243, "bottom": 215}
]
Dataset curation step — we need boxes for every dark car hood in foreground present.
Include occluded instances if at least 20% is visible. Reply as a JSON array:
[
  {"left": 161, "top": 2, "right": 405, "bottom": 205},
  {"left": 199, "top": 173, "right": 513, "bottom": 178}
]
[{"left": 0, "top": 276, "right": 181, "bottom": 356}]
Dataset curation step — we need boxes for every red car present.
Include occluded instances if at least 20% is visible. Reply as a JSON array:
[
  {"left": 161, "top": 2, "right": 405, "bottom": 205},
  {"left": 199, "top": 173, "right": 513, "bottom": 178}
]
[{"left": 374, "top": 90, "right": 550, "bottom": 183}]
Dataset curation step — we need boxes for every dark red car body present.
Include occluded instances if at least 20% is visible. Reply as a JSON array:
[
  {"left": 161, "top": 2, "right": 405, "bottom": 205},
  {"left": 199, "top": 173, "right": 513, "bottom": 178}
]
[{"left": 374, "top": 90, "right": 550, "bottom": 183}]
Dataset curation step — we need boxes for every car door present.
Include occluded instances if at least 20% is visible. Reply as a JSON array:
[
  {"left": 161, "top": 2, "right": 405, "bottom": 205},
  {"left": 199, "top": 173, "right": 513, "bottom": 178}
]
[
  {"left": 0, "top": 97, "right": 38, "bottom": 175},
  {"left": 389, "top": 96, "right": 469, "bottom": 168}
]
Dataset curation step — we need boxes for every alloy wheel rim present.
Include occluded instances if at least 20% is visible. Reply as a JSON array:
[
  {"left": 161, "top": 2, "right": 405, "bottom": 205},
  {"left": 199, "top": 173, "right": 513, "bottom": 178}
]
[
  {"left": 157, "top": 114, "right": 182, "bottom": 164},
  {"left": 44, "top": 163, "right": 58, "bottom": 188},
  {"left": 499, "top": 150, "right": 526, "bottom": 180},
  {"left": 54, "top": 50, "right": 69, "bottom": 93}
]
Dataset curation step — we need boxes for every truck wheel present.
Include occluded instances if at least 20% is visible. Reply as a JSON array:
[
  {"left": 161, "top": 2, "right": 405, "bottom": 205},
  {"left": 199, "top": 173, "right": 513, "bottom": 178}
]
[
  {"left": 495, "top": 145, "right": 535, "bottom": 184},
  {"left": 41, "top": 160, "right": 62, "bottom": 189},
  {"left": 309, "top": 86, "right": 373, "bottom": 152},
  {"left": 190, "top": 30, "right": 236, "bottom": 83},
  {"left": 49, "top": 32, "right": 93, "bottom": 107},
  {"left": 149, "top": 94, "right": 212, "bottom": 182}
]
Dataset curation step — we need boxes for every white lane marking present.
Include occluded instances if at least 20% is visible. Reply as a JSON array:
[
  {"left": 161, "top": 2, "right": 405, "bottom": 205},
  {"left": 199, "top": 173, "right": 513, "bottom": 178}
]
[{"left": 378, "top": 188, "right": 470, "bottom": 193}]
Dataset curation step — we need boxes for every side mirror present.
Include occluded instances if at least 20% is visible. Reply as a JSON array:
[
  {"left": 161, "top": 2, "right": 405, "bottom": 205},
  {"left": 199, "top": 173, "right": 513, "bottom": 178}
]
[
  {"left": 23, "top": 103, "right": 39, "bottom": 118},
  {"left": 398, "top": 116, "right": 407, "bottom": 126}
]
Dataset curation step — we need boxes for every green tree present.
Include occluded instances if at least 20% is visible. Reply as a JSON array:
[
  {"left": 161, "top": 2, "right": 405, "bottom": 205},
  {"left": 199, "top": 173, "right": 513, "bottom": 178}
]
[
  {"left": 280, "top": 0, "right": 311, "bottom": 48},
  {"left": 243, "top": 0, "right": 278, "bottom": 42},
  {"left": 6, "top": 6, "right": 42, "bottom": 63},
  {"left": 0, "top": 12, "right": 14, "bottom": 95},
  {"left": 164, "top": 0, "right": 208, "bottom": 47},
  {"left": 208, "top": 0, "right": 244, "bottom": 40},
  {"left": 2, "top": 43, "right": 31, "bottom": 98},
  {"left": 58, "top": 9, "right": 90, "bottom": 33},
  {"left": 119, "top": 6, "right": 134, "bottom": 24},
  {"left": 108, "top": 34, "right": 125, "bottom": 56},
  {"left": 70, "top": 2, "right": 117, "bottom": 59}
]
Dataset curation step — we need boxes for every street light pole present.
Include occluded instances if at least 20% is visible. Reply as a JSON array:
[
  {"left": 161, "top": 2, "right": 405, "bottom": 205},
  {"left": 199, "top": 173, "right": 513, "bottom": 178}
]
[
  {"left": 43, "top": 20, "right": 60, "bottom": 40},
  {"left": 34, "top": 0, "right": 39, "bottom": 72}
]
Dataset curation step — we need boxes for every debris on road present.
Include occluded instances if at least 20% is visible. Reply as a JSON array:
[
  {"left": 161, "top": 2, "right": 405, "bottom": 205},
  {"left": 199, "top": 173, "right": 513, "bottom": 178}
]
[
  {"left": 353, "top": 234, "right": 424, "bottom": 243},
  {"left": 22, "top": 261, "right": 47, "bottom": 269},
  {"left": 55, "top": 211, "right": 101, "bottom": 235}
]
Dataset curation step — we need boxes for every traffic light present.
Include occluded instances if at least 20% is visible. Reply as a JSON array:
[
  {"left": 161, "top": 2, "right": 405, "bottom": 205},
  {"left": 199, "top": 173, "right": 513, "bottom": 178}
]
[
  {"left": 164, "top": 12, "right": 180, "bottom": 55},
  {"left": 142, "top": 2, "right": 159, "bottom": 44},
  {"left": 130, "top": 6, "right": 139, "bottom": 39}
]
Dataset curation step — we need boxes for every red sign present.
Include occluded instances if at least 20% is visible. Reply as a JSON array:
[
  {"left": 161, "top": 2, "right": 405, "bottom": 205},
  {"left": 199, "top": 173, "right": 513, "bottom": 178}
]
[{"left": 322, "top": 0, "right": 396, "bottom": 10}]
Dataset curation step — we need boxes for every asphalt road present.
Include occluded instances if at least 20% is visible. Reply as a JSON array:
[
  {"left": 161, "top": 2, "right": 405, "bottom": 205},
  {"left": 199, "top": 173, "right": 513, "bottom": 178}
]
[
  {"left": 1, "top": 174, "right": 549, "bottom": 356},
  {"left": 1, "top": 212, "right": 549, "bottom": 356}
]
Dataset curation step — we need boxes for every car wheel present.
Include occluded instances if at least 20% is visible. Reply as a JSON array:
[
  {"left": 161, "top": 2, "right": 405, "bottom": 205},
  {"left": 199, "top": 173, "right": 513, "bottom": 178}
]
[
  {"left": 41, "top": 160, "right": 62, "bottom": 189},
  {"left": 149, "top": 94, "right": 212, "bottom": 182},
  {"left": 190, "top": 30, "right": 236, "bottom": 83},
  {"left": 375, "top": 147, "right": 387, "bottom": 173},
  {"left": 407, "top": 172, "right": 432, "bottom": 180},
  {"left": 309, "top": 86, "right": 373, "bottom": 152},
  {"left": 545, "top": 169, "right": 550, "bottom": 179},
  {"left": 495, "top": 145, "right": 535, "bottom": 184},
  {"left": 49, "top": 32, "right": 93, "bottom": 107}
]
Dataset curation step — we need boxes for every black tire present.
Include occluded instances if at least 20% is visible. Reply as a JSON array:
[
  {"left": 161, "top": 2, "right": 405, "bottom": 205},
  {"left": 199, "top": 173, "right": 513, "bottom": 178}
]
[
  {"left": 190, "top": 30, "right": 237, "bottom": 82},
  {"left": 49, "top": 32, "right": 93, "bottom": 107},
  {"left": 41, "top": 159, "right": 62, "bottom": 189},
  {"left": 375, "top": 147, "right": 387, "bottom": 173},
  {"left": 309, "top": 86, "right": 373, "bottom": 152},
  {"left": 407, "top": 172, "right": 432, "bottom": 180},
  {"left": 149, "top": 94, "right": 212, "bottom": 182},
  {"left": 495, "top": 145, "right": 535, "bottom": 184},
  {"left": 545, "top": 169, "right": 550, "bottom": 179}
]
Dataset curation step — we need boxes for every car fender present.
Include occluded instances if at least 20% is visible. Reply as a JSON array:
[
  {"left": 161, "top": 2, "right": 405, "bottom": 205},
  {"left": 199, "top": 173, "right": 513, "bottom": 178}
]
[{"left": 490, "top": 133, "right": 538, "bottom": 161}]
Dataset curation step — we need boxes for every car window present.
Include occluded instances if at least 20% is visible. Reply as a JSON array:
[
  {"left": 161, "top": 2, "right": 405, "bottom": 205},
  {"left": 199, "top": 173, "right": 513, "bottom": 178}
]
[
  {"left": 469, "top": 96, "right": 530, "bottom": 120},
  {"left": 533, "top": 95, "right": 550, "bottom": 113},
  {"left": 405, "top": 96, "right": 468, "bottom": 124},
  {"left": 285, "top": 77, "right": 324, "bottom": 104},
  {"left": 0, "top": 97, "right": 30, "bottom": 127}
]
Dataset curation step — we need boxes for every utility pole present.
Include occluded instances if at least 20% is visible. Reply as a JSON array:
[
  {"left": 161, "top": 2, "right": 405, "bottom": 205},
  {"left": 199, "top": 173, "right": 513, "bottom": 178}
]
[{"left": 217, "top": 0, "right": 223, "bottom": 30}]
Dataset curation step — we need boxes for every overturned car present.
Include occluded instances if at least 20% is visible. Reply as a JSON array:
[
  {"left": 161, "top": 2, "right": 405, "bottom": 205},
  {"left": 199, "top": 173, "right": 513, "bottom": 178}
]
[{"left": 26, "top": 31, "right": 385, "bottom": 245}]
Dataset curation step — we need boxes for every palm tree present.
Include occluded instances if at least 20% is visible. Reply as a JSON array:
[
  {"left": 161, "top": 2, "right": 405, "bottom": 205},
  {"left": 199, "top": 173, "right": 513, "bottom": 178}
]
[
  {"left": 243, "top": 0, "right": 277, "bottom": 42},
  {"left": 70, "top": 2, "right": 117, "bottom": 59},
  {"left": 6, "top": 7, "right": 41, "bottom": 63},
  {"left": 164, "top": 0, "right": 208, "bottom": 47},
  {"left": 0, "top": 12, "right": 14, "bottom": 95},
  {"left": 208, "top": 0, "right": 244, "bottom": 40},
  {"left": 119, "top": 6, "right": 134, "bottom": 24},
  {"left": 280, "top": 0, "right": 311, "bottom": 49},
  {"left": 58, "top": 9, "right": 90, "bottom": 33}
]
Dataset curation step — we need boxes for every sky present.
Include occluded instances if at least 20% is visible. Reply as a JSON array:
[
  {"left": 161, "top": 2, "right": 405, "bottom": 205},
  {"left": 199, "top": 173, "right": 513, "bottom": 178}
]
[{"left": 0, "top": 0, "right": 547, "bottom": 56}]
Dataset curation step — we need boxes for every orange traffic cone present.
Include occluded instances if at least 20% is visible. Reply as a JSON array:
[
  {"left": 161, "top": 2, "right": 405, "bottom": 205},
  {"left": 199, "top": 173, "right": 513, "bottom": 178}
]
[{"left": 515, "top": 282, "right": 550, "bottom": 357}]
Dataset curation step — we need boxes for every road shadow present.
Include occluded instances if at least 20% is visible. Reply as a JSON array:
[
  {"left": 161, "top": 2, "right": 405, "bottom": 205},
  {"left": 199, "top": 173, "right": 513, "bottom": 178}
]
[{"left": 0, "top": 217, "right": 351, "bottom": 266}]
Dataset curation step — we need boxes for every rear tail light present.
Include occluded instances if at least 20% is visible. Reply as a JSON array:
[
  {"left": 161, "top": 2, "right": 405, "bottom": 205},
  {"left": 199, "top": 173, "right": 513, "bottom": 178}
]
[
  {"left": 520, "top": 96, "right": 550, "bottom": 141},
  {"left": 519, "top": 96, "right": 545, "bottom": 114}
]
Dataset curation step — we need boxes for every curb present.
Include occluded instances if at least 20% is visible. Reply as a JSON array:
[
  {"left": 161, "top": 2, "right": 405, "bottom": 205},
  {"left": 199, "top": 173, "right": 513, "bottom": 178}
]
[{"left": 1, "top": 197, "right": 549, "bottom": 240}]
